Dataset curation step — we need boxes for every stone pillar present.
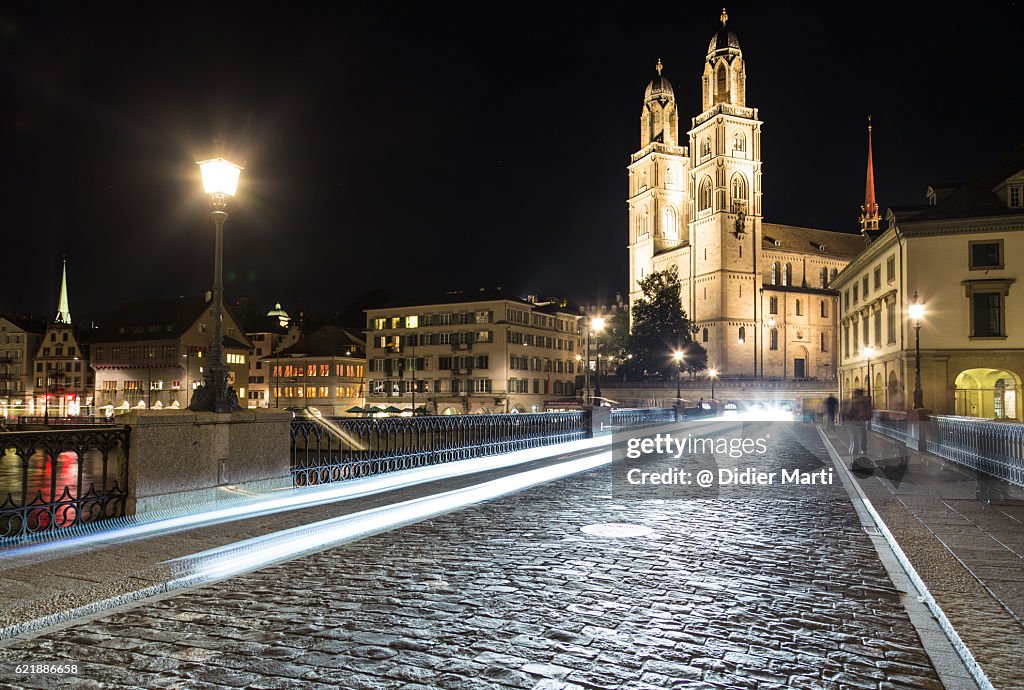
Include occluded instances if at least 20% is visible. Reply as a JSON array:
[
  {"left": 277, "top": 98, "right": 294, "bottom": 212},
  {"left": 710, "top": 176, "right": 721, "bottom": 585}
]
[{"left": 123, "top": 409, "right": 292, "bottom": 515}]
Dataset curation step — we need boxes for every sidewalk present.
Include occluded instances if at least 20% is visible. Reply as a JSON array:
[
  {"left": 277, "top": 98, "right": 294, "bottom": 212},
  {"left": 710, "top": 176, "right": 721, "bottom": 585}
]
[{"left": 819, "top": 422, "right": 1024, "bottom": 690}]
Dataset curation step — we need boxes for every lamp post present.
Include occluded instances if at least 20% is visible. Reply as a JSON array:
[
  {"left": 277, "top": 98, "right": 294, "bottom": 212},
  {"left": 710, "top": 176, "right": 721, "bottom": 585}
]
[
  {"left": 190, "top": 149, "right": 243, "bottom": 413},
  {"left": 591, "top": 316, "right": 606, "bottom": 405},
  {"left": 708, "top": 368, "right": 718, "bottom": 401},
  {"left": 672, "top": 350, "right": 684, "bottom": 402},
  {"left": 863, "top": 346, "right": 875, "bottom": 405},
  {"left": 909, "top": 292, "right": 925, "bottom": 409},
  {"left": 575, "top": 353, "right": 583, "bottom": 405}
]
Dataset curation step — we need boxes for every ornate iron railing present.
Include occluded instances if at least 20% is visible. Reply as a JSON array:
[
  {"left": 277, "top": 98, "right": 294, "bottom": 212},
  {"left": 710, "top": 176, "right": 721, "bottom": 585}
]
[
  {"left": 290, "top": 411, "right": 589, "bottom": 486},
  {"left": 924, "top": 416, "right": 1024, "bottom": 487},
  {"left": 0, "top": 427, "right": 131, "bottom": 541},
  {"left": 870, "top": 410, "right": 911, "bottom": 445},
  {"left": 607, "top": 407, "right": 677, "bottom": 433}
]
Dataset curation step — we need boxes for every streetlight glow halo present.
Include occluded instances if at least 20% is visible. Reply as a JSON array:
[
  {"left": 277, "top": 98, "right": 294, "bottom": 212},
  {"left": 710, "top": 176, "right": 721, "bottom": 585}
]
[
  {"left": 197, "top": 157, "right": 243, "bottom": 196},
  {"left": 908, "top": 303, "right": 925, "bottom": 321}
]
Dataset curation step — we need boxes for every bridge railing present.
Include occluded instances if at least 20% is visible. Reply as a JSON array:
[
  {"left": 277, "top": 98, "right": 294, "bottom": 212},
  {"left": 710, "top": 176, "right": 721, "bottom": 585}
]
[
  {"left": 925, "top": 416, "right": 1024, "bottom": 487},
  {"left": 869, "top": 410, "right": 911, "bottom": 446},
  {"left": 290, "top": 407, "right": 675, "bottom": 486},
  {"left": 0, "top": 426, "right": 131, "bottom": 542}
]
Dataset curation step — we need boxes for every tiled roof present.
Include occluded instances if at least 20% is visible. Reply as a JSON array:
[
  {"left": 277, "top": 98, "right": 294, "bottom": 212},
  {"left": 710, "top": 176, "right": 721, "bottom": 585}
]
[
  {"left": 906, "top": 145, "right": 1024, "bottom": 222},
  {"left": 761, "top": 223, "right": 865, "bottom": 258},
  {"left": 275, "top": 326, "right": 365, "bottom": 358},
  {"left": 0, "top": 314, "right": 46, "bottom": 334}
]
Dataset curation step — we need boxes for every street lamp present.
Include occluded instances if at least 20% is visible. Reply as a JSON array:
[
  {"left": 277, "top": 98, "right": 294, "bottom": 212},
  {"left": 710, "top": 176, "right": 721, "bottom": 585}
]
[
  {"left": 909, "top": 292, "right": 925, "bottom": 409},
  {"left": 708, "top": 368, "right": 719, "bottom": 401},
  {"left": 672, "top": 350, "right": 684, "bottom": 402},
  {"left": 591, "top": 316, "right": 606, "bottom": 404},
  {"left": 863, "top": 346, "right": 875, "bottom": 405},
  {"left": 190, "top": 148, "right": 243, "bottom": 413}
]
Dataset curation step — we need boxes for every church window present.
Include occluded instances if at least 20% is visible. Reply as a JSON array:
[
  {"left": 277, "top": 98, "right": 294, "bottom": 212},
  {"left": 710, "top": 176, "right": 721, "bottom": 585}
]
[
  {"left": 733, "top": 132, "right": 745, "bottom": 152},
  {"left": 819, "top": 267, "right": 828, "bottom": 288},
  {"left": 769, "top": 296, "right": 778, "bottom": 314},
  {"left": 702, "top": 327, "right": 709, "bottom": 342},
  {"left": 716, "top": 64, "right": 728, "bottom": 101},
  {"left": 821, "top": 300, "right": 828, "bottom": 318},
  {"left": 820, "top": 333, "right": 827, "bottom": 352},
  {"left": 698, "top": 177, "right": 713, "bottom": 211},
  {"left": 702, "top": 138, "right": 712, "bottom": 157},
  {"left": 830, "top": 268, "right": 838, "bottom": 284},
  {"left": 770, "top": 262, "right": 779, "bottom": 285},
  {"left": 730, "top": 174, "right": 747, "bottom": 205},
  {"left": 769, "top": 328, "right": 778, "bottom": 350},
  {"left": 738, "top": 326, "right": 745, "bottom": 344},
  {"left": 666, "top": 166, "right": 676, "bottom": 188},
  {"left": 640, "top": 170, "right": 648, "bottom": 190},
  {"left": 795, "top": 299, "right": 802, "bottom": 316},
  {"left": 663, "top": 206, "right": 677, "bottom": 240},
  {"left": 783, "top": 263, "right": 792, "bottom": 286}
]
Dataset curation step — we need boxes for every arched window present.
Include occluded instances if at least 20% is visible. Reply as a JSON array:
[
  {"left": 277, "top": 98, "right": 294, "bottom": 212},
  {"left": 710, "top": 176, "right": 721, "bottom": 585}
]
[
  {"left": 820, "top": 267, "right": 828, "bottom": 288},
  {"left": 702, "top": 138, "right": 712, "bottom": 157},
  {"left": 702, "top": 327, "right": 709, "bottom": 343},
  {"left": 820, "top": 332, "right": 827, "bottom": 352},
  {"left": 698, "top": 177, "right": 713, "bottom": 211},
  {"left": 666, "top": 166, "right": 676, "bottom": 188},
  {"left": 663, "top": 205, "right": 677, "bottom": 240},
  {"left": 769, "top": 328, "right": 778, "bottom": 350},
  {"left": 730, "top": 174, "right": 747, "bottom": 205},
  {"left": 640, "top": 207, "right": 649, "bottom": 236},
  {"left": 716, "top": 64, "right": 728, "bottom": 100},
  {"left": 795, "top": 299, "right": 802, "bottom": 316},
  {"left": 770, "top": 262, "right": 779, "bottom": 285},
  {"left": 783, "top": 263, "right": 792, "bottom": 286},
  {"left": 769, "top": 296, "right": 778, "bottom": 314},
  {"left": 733, "top": 132, "right": 745, "bottom": 152},
  {"left": 738, "top": 326, "right": 746, "bottom": 344},
  {"left": 830, "top": 268, "right": 838, "bottom": 283}
]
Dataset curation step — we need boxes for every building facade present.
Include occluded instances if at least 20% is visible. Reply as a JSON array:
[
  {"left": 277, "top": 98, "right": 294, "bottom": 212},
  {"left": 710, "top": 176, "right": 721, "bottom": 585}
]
[
  {"left": 90, "top": 296, "right": 251, "bottom": 413},
  {"left": 627, "top": 11, "right": 863, "bottom": 381},
  {"left": 836, "top": 146, "right": 1024, "bottom": 420},
  {"left": 0, "top": 315, "right": 44, "bottom": 417},
  {"left": 264, "top": 325, "right": 366, "bottom": 416},
  {"left": 365, "top": 291, "right": 582, "bottom": 414}
]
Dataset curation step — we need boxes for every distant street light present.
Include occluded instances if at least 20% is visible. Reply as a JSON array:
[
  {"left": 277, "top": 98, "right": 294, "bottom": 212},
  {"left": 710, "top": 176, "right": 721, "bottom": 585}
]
[
  {"left": 909, "top": 292, "right": 925, "bottom": 409},
  {"left": 708, "top": 368, "right": 719, "bottom": 401},
  {"left": 672, "top": 350, "right": 684, "bottom": 402},
  {"left": 591, "top": 316, "right": 606, "bottom": 404},
  {"left": 190, "top": 147, "right": 243, "bottom": 413},
  {"left": 863, "top": 346, "right": 875, "bottom": 405}
]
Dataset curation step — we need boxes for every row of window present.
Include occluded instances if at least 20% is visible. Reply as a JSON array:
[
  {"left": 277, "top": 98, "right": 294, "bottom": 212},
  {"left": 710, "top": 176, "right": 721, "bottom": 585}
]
[
  {"left": 704, "top": 326, "right": 829, "bottom": 353},
  {"left": 843, "top": 301, "right": 898, "bottom": 357},
  {"left": 271, "top": 385, "right": 361, "bottom": 399},
  {"left": 1, "top": 335, "right": 25, "bottom": 344},
  {"left": 367, "top": 378, "right": 577, "bottom": 396},
  {"left": 36, "top": 361, "right": 83, "bottom": 373},
  {"left": 765, "top": 296, "right": 830, "bottom": 318},
  {"left": 769, "top": 263, "right": 839, "bottom": 288},
  {"left": 270, "top": 364, "right": 366, "bottom": 379},
  {"left": 371, "top": 311, "right": 578, "bottom": 334},
  {"left": 368, "top": 355, "right": 579, "bottom": 374}
]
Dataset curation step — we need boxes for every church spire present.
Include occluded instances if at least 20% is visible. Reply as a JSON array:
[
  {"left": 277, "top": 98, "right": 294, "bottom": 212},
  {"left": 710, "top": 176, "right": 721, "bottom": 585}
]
[
  {"left": 55, "top": 256, "right": 72, "bottom": 325},
  {"left": 859, "top": 116, "right": 880, "bottom": 235}
]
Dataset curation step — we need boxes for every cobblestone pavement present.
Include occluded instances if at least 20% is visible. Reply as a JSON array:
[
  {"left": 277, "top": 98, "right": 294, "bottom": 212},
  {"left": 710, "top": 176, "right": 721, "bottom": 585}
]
[{"left": 0, "top": 423, "right": 944, "bottom": 689}]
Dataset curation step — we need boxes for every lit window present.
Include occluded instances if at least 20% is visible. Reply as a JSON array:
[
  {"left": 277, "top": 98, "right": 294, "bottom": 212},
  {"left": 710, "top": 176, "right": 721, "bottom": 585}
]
[{"left": 406, "top": 315, "right": 419, "bottom": 328}]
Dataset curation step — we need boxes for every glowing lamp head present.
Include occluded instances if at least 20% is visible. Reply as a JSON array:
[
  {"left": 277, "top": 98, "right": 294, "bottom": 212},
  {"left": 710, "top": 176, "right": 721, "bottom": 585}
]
[
  {"left": 709, "top": 368, "right": 718, "bottom": 378},
  {"left": 197, "top": 157, "right": 243, "bottom": 196},
  {"left": 591, "top": 316, "right": 606, "bottom": 332},
  {"left": 908, "top": 303, "right": 925, "bottom": 321},
  {"left": 863, "top": 346, "right": 875, "bottom": 358},
  {"left": 672, "top": 350, "right": 684, "bottom": 363}
]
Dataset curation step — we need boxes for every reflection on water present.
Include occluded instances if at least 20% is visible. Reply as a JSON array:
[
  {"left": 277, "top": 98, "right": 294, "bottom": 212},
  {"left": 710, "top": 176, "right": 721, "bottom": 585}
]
[{"left": 0, "top": 447, "right": 123, "bottom": 504}]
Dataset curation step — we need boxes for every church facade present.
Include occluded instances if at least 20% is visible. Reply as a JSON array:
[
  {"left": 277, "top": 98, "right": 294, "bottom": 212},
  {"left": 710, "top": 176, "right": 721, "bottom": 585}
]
[{"left": 627, "top": 11, "right": 864, "bottom": 380}]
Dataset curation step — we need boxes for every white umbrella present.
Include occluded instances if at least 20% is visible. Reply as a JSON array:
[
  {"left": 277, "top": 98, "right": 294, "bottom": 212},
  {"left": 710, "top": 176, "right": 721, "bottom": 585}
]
[
  {"left": 152, "top": 400, "right": 164, "bottom": 410},
  {"left": 134, "top": 400, "right": 146, "bottom": 409},
  {"left": 168, "top": 400, "right": 181, "bottom": 409},
  {"left": 116, "top": 401, "right": 131, "bottom": 410}
]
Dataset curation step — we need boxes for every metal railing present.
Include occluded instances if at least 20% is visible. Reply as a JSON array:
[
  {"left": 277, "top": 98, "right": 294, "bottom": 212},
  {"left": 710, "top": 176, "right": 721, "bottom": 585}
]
[
  {"left": 869, "top": 410, "right": 911, "bottom": 446},
  {"left": 607, "top": 407, "right": 677, "bottom": 433},
  {"left": 291, "top": 411, "right": 588, "bottom": 486},
  {"left": 925, "top": 416, "right": 1024, "bottom": 487},
  {"left": 0, "top": 427, "right": 131, "bottom": 541}
]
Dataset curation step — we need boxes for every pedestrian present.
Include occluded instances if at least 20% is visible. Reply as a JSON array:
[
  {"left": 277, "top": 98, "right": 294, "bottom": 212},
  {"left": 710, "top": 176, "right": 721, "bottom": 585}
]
[
  {"left": 825, "top": 394, "right": 838, "bottom": 428},
  {"left": 846, "top": 389, "right": 872, "bottom": 455}
]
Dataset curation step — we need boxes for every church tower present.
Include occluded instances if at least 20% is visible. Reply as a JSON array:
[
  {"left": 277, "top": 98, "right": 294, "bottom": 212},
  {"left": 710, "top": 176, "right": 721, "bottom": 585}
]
[
  {"left": 628, "top": 60, "right": 691, "bottom": 322},
  {"left": 687, "top": 8, "right": 763, "bottom": 375},
  {"left": 859, "top": 116, "right": 881, "bottom": 237},
  {"left": 55, "top": 256, "right": 72, "bottom": 325}
]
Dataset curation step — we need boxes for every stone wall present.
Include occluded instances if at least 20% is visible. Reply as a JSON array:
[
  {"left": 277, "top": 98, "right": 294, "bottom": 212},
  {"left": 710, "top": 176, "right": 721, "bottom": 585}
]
[{"left": 122, "top": 409, "right": 292, "bottom": 515}]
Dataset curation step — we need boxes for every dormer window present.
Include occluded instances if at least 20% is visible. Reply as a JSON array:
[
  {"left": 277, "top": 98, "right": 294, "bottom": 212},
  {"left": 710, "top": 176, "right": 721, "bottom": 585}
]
[{"left": 1010, "top": 184, "right": 1022, "bottom": 208}]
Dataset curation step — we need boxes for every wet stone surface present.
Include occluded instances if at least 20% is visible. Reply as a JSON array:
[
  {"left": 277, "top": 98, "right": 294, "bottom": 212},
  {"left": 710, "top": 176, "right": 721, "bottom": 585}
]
[{"left": 0, "top": 423, "right": 942, "bottom": 689}]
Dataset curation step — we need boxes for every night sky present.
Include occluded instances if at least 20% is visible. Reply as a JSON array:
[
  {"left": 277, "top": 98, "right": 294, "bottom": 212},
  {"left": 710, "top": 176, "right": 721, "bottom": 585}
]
[{"left": 2, "top": 3, "right": 1021, "bottom": 323}]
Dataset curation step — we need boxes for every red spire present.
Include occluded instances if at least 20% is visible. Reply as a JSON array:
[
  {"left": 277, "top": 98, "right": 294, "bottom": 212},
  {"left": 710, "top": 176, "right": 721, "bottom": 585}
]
[{"left": 860, "top": 115, "right": 880, "bottom": 233}]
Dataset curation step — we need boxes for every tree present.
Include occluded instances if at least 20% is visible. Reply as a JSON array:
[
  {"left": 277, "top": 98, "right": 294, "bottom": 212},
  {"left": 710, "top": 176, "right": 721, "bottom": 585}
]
[{"left": 619, "top": 266, "right": 707, "bottom": 379}]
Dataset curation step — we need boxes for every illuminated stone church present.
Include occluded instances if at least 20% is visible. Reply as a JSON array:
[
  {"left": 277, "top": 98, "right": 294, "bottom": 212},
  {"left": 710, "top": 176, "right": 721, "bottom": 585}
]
[{"left": 627, "top": 9, "right": 864, "bottom": 380}]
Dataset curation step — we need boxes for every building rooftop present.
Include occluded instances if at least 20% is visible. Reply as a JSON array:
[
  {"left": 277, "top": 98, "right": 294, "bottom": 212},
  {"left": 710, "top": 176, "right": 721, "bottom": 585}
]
[
  {"left": 364, "top": 288, "right": 580, "bottom": 315},
  {"left": 0, "top": 314, "right": 46, "bottom": 334},
  {"left": 274, "top": 325, "right": 365, "bottom": 359},
  {"left": 904, "top": 145, "right": 1024, "bottom": 223},
  {"left": 761, "top": 223, "right": 865, "bottom": 258}
]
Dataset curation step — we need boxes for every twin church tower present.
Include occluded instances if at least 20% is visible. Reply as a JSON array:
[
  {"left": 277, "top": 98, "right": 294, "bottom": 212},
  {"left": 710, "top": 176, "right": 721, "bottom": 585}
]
[{"left": 627, "top": 9, "right": 865, "bottom": 380}]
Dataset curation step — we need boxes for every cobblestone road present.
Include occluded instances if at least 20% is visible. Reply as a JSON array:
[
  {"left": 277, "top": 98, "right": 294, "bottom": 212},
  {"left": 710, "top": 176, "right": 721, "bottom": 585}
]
[{"left": 0, "top": 423, "right": 943, "bottom": 689}]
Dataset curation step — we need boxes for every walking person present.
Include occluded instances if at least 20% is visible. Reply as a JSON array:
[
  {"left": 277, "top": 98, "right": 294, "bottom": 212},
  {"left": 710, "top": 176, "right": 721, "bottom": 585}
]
[
  {"left": 825, "top": 394, "right": 838, "bottom": 429},
  {"left": 846, "top": 389, "right": 872, "bottom": 455}
]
